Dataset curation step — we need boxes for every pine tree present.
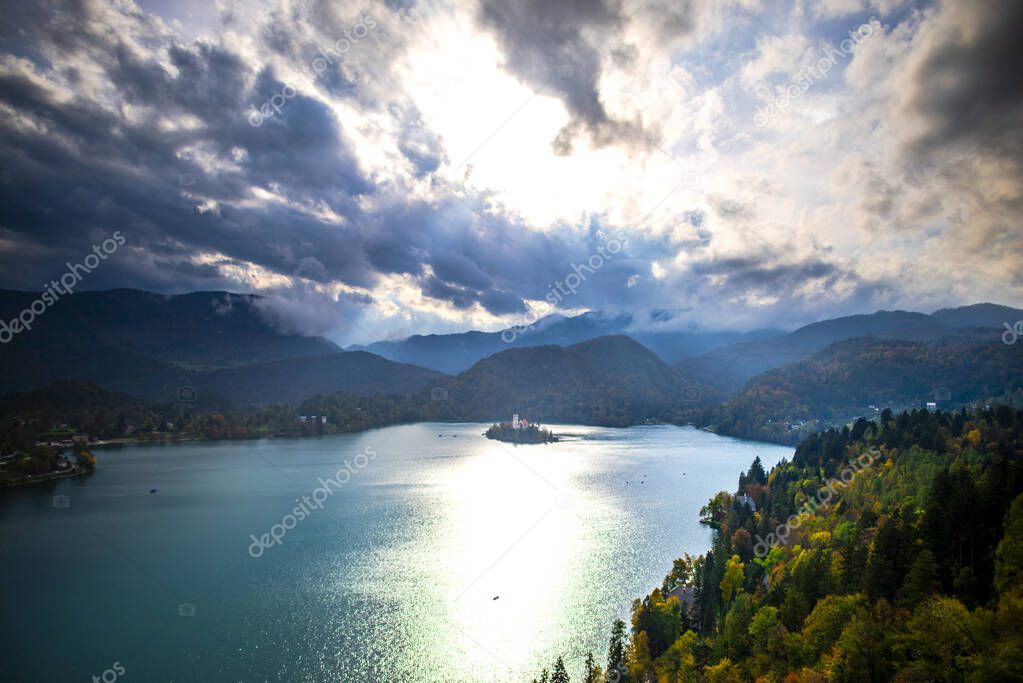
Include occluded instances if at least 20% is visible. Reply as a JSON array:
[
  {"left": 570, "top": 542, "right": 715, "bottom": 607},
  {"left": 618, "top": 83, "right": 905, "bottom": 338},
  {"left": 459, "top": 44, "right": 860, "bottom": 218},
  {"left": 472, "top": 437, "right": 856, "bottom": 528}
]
[
  {"left": 899, "top": 549, "right": 939, "bottom": 606},
  {"left": 583, "top": 652, "right": 599, "bottom": 683},
  {"left": 996, "top": 493, "right": 1023, "bottom": 595},
  {"left": 606, "top": 618, "right": 628, "bottom": 682},
  {"left": 747, "top": 456, "right": 767, "bottom": 485},
  {"left": 551, "top": 656, "right": 570, "bottom": 683}
]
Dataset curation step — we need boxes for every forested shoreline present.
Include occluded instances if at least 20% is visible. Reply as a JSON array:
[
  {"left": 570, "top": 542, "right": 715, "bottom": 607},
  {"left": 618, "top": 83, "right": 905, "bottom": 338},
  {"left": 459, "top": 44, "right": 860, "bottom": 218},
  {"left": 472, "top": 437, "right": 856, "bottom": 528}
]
[{"left": 532, "top": 405, "right": 1023, "bottom": 682}]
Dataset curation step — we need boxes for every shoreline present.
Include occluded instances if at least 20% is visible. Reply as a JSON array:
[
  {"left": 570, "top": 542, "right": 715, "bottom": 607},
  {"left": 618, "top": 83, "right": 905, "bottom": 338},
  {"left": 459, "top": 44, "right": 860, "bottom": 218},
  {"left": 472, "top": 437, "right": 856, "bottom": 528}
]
[
  {"left": 1, "top": 423, "right": 792, "bottom": 493},
  {"left": 87, "top": 420, "right": 792, "bottom": 450},
  {"left": 0, "top": 465, "right": 87, "bottom": 489}
]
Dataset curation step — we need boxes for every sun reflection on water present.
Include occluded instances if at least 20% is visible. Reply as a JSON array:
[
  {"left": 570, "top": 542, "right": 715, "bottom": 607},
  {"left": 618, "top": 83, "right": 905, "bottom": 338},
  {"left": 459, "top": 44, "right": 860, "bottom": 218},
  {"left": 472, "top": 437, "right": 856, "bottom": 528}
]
[{"left": 359, "top": 428, "right": 627, "bottom": 681}]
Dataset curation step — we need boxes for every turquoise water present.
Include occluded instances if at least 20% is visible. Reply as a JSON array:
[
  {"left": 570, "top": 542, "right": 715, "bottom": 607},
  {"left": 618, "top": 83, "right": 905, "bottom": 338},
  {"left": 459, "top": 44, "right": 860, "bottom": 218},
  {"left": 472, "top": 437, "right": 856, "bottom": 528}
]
[{"left": 0, "top": 423, "right": 790, "bottom": 682}]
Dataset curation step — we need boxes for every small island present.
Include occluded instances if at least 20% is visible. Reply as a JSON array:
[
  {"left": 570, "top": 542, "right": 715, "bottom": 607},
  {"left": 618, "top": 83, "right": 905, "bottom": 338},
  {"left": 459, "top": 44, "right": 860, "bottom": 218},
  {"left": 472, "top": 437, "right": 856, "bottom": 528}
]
[{"left": 485, "top": 414, "right": 558, "bottom": 444}]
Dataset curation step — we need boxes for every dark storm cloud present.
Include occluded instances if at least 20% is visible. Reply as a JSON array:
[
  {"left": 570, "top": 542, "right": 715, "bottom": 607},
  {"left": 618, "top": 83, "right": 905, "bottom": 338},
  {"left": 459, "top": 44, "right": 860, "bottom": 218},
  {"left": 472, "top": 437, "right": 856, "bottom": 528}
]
[
  {"left": 689, "top": 258, "right": 840, "bottom": 292},
  {"left": 422, "top": 275, "right": 477, "bottom": 309},
  {"left": 0, "top": 0, "right": 476, "bottom": 323},
  {"left": 360, "top": 198, "right": 558, "bottom": 314},
  {"left": 903, "top": 0, "right": 1023, "bottom": 160},
  {"left": 892, "top": 0, "right": 1023, "bottom": 280},
  {"left": 475, "top": 0, "right": 651, "bottom": 153},
  {"left": 429, "top": 249, "right": 494, "bottom": 292},
  {"left": 667, "top": 252, "right": 895, "bottom": 331},
  {"left": 242, "top": 71, "right": 373, "bottom": 201},
  {"left": 0, "top": 63, "right": 369, "bottom": 287},
  {"left": 0, "top": 0, "right": 375, "bottom": 294},
  {"left": 479, "top": 287, "right": 527, "bottom": 315},
  {"left": 353, "top": 196, "right": 679, "bottom": 318}
]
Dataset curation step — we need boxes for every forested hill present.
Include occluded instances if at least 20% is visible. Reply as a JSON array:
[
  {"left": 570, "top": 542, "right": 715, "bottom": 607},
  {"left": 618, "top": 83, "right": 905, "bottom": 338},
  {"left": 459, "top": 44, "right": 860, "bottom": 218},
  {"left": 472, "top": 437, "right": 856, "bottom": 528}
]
[
  {"left": 298, "top": 336, "right": 720, "bottom": 429},
  {"left": 0, "top": 289, "right": 442, "bottom": 403},
  {"left": 0, "top": 336, "right": 711, "bottom": 452},
  {"left": 675, "top": 305, "right": 1021, "bottom": 394},
  {"left": 0, "top": 289, "right": 340, "bottom": 371},
  {"left": 407, "top": 335, "right": 717, "bottom": 427},
  {"left": 532, "top": 405, "right": 1023, "bottom": 682},
  {"left": 703, "top": 337, "right": 1023, "bottom": 444}
]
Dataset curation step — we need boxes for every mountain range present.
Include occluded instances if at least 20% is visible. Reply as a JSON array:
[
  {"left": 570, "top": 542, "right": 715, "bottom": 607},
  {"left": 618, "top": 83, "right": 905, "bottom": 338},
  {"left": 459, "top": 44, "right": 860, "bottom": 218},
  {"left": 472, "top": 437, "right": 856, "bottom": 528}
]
[
  {"left": 0, "top": 290, "right": 440, "bottom": 404},
  {"left": 1, "top": 288, "right": 1020, "bottom": 441},
  {"left": 674, "top": 304, "right": 1019, "bottom": 392},
  {"left": 349, "top": 311, "right": 778, "bottom": 373}
]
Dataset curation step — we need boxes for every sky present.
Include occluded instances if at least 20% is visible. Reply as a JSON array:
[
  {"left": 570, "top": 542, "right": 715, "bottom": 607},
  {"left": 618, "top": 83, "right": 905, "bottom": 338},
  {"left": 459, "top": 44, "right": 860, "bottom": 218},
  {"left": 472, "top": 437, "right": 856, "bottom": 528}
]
[{"left": 0, "top": 0, "right": 1020, "bottom": 345}]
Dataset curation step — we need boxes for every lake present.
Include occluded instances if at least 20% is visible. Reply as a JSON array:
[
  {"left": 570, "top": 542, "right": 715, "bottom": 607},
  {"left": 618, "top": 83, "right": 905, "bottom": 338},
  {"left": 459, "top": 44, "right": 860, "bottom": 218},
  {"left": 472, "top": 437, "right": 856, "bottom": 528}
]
[{"left": 0, "top": 423, "right": 791, "bottom": 682}]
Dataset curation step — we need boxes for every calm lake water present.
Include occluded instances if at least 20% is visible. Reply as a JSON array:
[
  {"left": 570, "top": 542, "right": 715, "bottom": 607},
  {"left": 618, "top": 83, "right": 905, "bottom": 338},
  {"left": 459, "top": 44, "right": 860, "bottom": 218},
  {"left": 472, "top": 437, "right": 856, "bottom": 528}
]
[{"left": 0, "top": 423, "right": 790, "bottom": 682}]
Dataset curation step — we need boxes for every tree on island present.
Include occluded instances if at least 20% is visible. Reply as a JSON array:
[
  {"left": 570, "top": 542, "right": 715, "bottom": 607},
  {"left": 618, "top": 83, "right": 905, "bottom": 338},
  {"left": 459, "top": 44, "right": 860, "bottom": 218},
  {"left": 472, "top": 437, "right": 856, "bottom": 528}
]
[{"left": 484, "top": 421, "right": 557, "bottom": 444}]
